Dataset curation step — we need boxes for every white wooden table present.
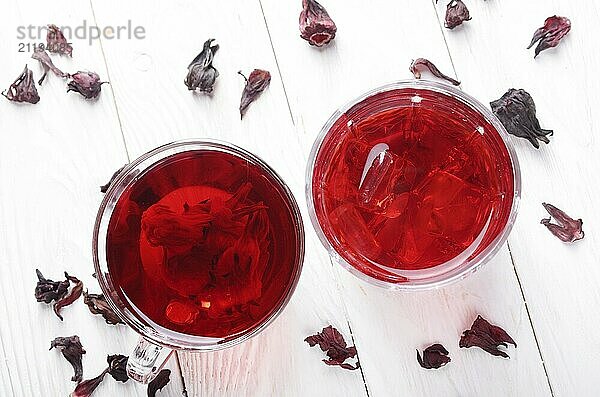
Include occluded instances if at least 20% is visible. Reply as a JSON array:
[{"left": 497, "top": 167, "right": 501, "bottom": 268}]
[{"left": 1, "top": 1, "right": 597, "bottom": 396}]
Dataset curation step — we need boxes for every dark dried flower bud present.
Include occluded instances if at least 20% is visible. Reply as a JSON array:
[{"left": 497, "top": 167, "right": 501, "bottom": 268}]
[
  {"left": 444, "top": 0, "right": 471, "bottom": 30},
  {"left": 490, "top": 88, "right": 553, "bottom": 148},
  {"left": 528, "top": 16, "right": 571, "bottom": 58},
  {"left": 54, "top": 272, "right": 84, "bottom": 321},
  {"left": 100, "top": 165, "right": 127, "bottom": 193},
  {"left": 305, "top": 325, "right": 359, "bottom": 370},
  {"left": 2, "top": 65, "right": 40, "bottom": 104},
  {"left": 541, "top": 203, "right": 584, "bottom": 243},
  {"left": 83, "top": 290, "right": 124, "bottom": 325},
  {"left": 70, "top": 368, "right": 108, "bottom": 397},
  {"left": 185, "top": 39, "right": 219, "bottom": 94},
  {"left": 148, "top": 369, "right": 171, "bottom": 397},
  {"left": 50, "top": 336, "right": 86, "bottom": 382},
  {"left": 299, "top": 0, "right": 337, "bottom": 47},
  {"left": 47, "top": 24, "right": 73, "bottom": 57},
  {"left": 416, "top": 344, "right": 451, "bottom": 369},
  {"left": 107, "top": 354, "right": 129, "bottom": 382},
  {"left": 238, "top": 69, "right": 271, "bottom": 119},
  {"left": 35, "top": 269, "right": 69, "bottom": 304},
  {"left": 32, "top": 47, "right": 68, "bottom": 85},
  {"left": 459, "top": 315, "right": 516, "bottom": 358},
  {"left": 67, "top": 71, "right": 107, "bottom": 99},
  {"left": 409, "top": 58, "right": 460, "bottom": 86}
]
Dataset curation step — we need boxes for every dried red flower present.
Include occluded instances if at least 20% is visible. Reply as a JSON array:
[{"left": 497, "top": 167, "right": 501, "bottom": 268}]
[
  {"left": 416, "top": 344, "right": 451, "bottom": 369},
  {"left": 47, "top": 24, "right": 73, "bottom": 57},
  {"left": 100, "top": 165, "right": 127, "bottom": 193},
  {"left": 299, "top": 0, "right": 337, "bottom": 47},
  {"left": 35, "top": 269, "right": 69, "bottom": 304},
  {"left": 148, "top": 369, "right": 171, "bottom": 397},
  {"left": 32, "top": 47, "right": 68, "bottom": 85},
  {"left": 2, "top": 65, "right": 40, "bottom": 104},
  {"left": 459, "top": 315, "right": 516, "bottom": 358},
  {"left": 541, "top": 203, "right": 584, "bottom": 243},
  {"left": 409, "top": 58, "right": 460, "bottom": 86},
  {"left": 238, "top": 69, "right": 271, "bottom": 119},
  {"left": 185, "top": 39, "right": 219, "bottom": 94},
  {"left": 50, "top": 336, "right": 86, "bottom": 382},
  {"left": 444, "top": 0, "right": 471, "bottom": 29},
  {"left": 54, "top": 273, "right": 84, "bottom": 321},
  {"left": 83, "top": 290, "right": 124, "bottom": 325},
  {"left": 70, "top": 368, "right": 108, "bottom": 397},
  {"left": 67, "top": 71, "right": 107, "bottom": 99},
  {"left": 528, "top": 16, "right": 571, "bottom": 58},
  {"left": 490, "top": 88, "right": 553, "bottom": 149},
  {"left": 305, "top": 325, "right": 359, "bottom": 370},
  {"left": 107, "top": 354, "right": 129, "bottom": 382}
]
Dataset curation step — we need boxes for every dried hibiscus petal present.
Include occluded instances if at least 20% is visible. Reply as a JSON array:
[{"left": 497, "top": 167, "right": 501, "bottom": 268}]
[
  {"left": 67, "top": 71, "right": 107, "bottom": 99},
  {"left": 70, "top": 368, "right": 108, "bottom": 397},
  {"left": 416, "top": 344, "right": 451, "bottom": 369},
  {"left": 35, "top": 269, "right": 69, "bottom": 304},
  {"left": 148, "top": 369, "right": 171, "bottom": 397},
  {"left": 444, "top": 0, "right": 471, "bottom": 30},
  {"left": 54, "top": 272, "right": 84, "bottom": 321},
  {"left": 185, "top": 39, "right": 219, "bottom": 94},
  {"left": 541, "top": 203, "right": 584, "bottom": 243},
  {"left": 238, "top": 69, "right": 271, "bottom": 119},
  {"left": 107, "top": 354, "right": 129, "bottom": 382},
  {"left": 490, "top": 88, "right": 553, "bottom": 148},
  {"left": 305, "top": 325, "right": 359, "bottom": 370},
  {"left": 32, "top": 47, "right": 68, "bottom": 85},
  {"left": 83, "top": 290, "right": 124, "bottom": 325},
  {"left": 528, "top": 16, "right": 571, "bottom": 58},
  {"left": 2, "top": 65, "right": 40, "bottom": 104},
  {"left": 409, "top": 58, "right": 460, "bottom": 86},
  {"left": 299, "top": 0, "right": 337, "bottom": 47},
  {"left": 50, "top": 335, "right": 86, "bottom": 382},
  {"left": 459, "top": 315, "right": 516, "bottom": 358},
  {"left": 100, "top": 165, "right": 127, "bottom": 193},
  {"left": 47, "top": 24, "right": 73, "bottom": 57}
]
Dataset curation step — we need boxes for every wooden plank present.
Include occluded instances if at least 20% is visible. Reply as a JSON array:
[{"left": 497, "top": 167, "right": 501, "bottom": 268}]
[
  {"left": 0, "top": 2, "right": 185, "bottom": 396},
  {"left": 260, "top": 0, "right": 552, "bottom": 395},
  {"left": 87, "top": 1, "right": 368, "bottom": 396},
  {"left": 432, "top": 0, "right": 600, "bottom": 395}
]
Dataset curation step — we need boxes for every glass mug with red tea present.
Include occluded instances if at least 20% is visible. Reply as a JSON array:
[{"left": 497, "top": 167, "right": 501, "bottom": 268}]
[
  {"left": 307, "top": 81, "right": 520, "bottom": 289},
  {"left": 93, "top": 141, "right": 304, "bottom": 383}
]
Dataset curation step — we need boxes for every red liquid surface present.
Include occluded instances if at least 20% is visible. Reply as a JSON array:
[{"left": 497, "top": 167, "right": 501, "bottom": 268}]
[
  {"left": 312, "top": 88, "right": 514, "bottom": 283},
  {"left": 107, "top": 150, "right": 301, "bottom": 338}
]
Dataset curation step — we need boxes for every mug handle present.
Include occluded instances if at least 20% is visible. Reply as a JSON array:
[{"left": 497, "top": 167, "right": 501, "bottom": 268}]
[{"left": 127, "top": 337, "right": 174, "bottom": 384}]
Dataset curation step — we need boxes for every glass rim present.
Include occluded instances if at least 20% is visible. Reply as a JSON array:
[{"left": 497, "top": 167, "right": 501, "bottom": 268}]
[
  {"left": 306, "top": 80, "right": 521, "bottom": 291},
  {"left": 93, "top": 139, "right": 305, "bottom": 350}
]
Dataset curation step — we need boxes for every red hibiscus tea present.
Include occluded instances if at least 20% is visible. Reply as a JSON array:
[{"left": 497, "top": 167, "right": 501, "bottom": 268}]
[
  {"left": 309, "top": 82, "right": 519, "bottom": 287},
  {"left": 106, "top": 145, "right": 303, "bottom": 338}
]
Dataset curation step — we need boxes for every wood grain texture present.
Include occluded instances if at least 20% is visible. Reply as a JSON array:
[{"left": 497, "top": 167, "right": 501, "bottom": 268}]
[
  {"left": 432, "top": 0, "right": 600, "bottom": 395},
  {"left": 88, "top": 0, "right": 368, "bottom": 396},
  {"left": 0, "top": 1, "right": 185, "bottom": 396}
]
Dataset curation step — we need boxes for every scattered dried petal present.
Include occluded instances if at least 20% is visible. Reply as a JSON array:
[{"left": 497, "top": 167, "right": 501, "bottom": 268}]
[
  {"left": 416, "top": 344, "right": 451, "bottom": 369},
  {"left": 83, "top": 290, "right": 124, "bottom": 325},
  {"left": 47, "top": 24, "right": 73, "bottom": 57},
  {"left": 31, "top": 47, "right": 69, "bottom": 85},
  {"left": 35, "top": 269, "right": 69, "bottom": 304},
  {"left": 67, "top": 71, "right": 107, "bottom": 99},
  {"left": 490, "top": 88, "right": 553, "bottom": 148},
  {"left": 54, "top": 272, "right": 84, "bottom": 321},
  {"left": 2, "top": 65, "right": 40, "bottom": 104},
  {"left": 305, "top": 325, "right": 359, "bottom": 370},
  {"left": 299, "top": 0, "right": 337, "bottom": 47},
  {"left": 100, "top": 165, "right": 127, "bottom": 193},
  {"left": 528, "top": 16, "right": 571, "bottom": 58},
  {"left": 50, "top": 336, "right": 86, "bottom": 382},
  {"left": 148, "top": 369, "right": 171, "bottom": 397},
  {"left": 445, "top": 0, "right": 471, "bottom": 29},
  {"left": 541, "top": 203, "right": 584, "bottom": 243},
  {"left": 238, "top": 69, "right": 271, "bottom": 119},
  {"left": 409, "top": 58, "right": 460, "bottom": 86},
  {"left": 185, "top": 39, "right": 219, "bottom": 94},
  {"left": 70, "top": 368, "right": 108, "bottom": 397},
  {"left": 107, "top": 354, "right": 129, "bottom": 382},
  {"left": 459, "top": 315, "right": 516, "bottom": 358}
]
